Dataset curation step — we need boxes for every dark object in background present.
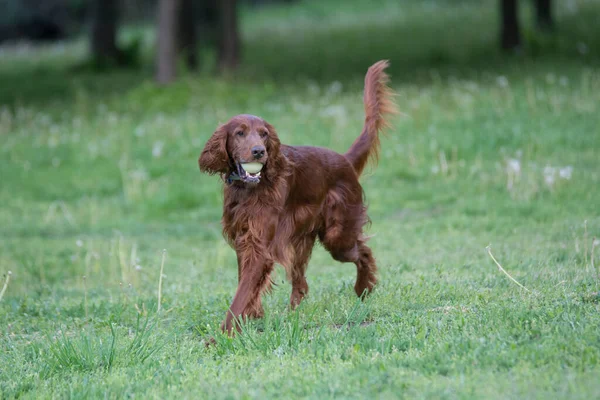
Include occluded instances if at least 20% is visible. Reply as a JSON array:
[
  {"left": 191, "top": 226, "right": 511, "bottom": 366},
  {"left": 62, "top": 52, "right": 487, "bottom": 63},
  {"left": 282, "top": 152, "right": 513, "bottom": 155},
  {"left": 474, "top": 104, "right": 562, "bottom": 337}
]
[
  {"left": 156, "top": 0, "right": 181, "bottom": 84},
  {"left": 500, "top": 0, "right": 555, "bottom": 51},
  {"left": 90, "top": 0, "right": 122, "bottom": 65},
  {"left": 218, "top": 0, "right": 240, "bottom": 72},
  {"left": 0, "top": 0, "right": 77, "bottom": 43},
  {"left": 177, "top": 0, "right": 221, "bottom": 72},
  {"left": 500, "top": 0, "right": 521, "bottom": 50},
  {"left": 178, "top": 0, "right": 199, "bottom": 70},
  {"left": 535, "top": 0, "right": 554, "bottom": 31},
  {"left": 16, "top": 16, "right": 64, "bottom": 41}
]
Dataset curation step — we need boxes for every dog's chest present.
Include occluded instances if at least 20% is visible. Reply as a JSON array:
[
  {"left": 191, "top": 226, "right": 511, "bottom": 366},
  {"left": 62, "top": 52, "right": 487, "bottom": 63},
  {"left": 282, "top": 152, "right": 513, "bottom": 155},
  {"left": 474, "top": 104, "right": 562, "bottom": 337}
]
[
  {"left": 222, "top": 198, "right": 322, "bottom": 244},
  {"left": 222, "top": 198, "right": 278, "bottom": 242}
]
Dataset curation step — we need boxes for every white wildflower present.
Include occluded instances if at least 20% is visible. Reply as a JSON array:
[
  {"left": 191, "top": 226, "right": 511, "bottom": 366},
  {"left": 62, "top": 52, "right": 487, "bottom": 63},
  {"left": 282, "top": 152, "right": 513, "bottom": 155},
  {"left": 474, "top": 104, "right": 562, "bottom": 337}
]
[
  {"left": 327, "top": 81, "right": 343, "bottom": 95},
  {"left": 506, "top": 158, "right": 521, "bottom": 191},
  {"left": 559, "top": 166, "right": 573, "bottom": 180},
  {"left": 152, "top": 141, "right": 164, "bottom": 158},
  {"left": 496, "top": 76, "right": 509, "bottom": 88},
  {"left": 76, "top": 239, "right": 83, "bottom": 247},
  {"left": 506, "top": 159, "right": 521, "bottom": 174},
  {"left": 543, "top": 166, "right": 556, "bottom": 187}
]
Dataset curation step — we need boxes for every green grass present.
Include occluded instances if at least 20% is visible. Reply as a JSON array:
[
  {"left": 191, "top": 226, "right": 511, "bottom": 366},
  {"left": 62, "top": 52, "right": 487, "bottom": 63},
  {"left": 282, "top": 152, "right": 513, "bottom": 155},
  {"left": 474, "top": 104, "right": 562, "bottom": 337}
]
[{"left": 1, "top": 0, "right": 600, "bottom": 398}]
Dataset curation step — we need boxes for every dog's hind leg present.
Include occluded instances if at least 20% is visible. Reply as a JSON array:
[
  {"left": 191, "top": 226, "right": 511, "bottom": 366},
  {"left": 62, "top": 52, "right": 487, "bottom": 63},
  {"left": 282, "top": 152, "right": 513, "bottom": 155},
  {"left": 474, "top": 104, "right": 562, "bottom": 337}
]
[
  {"left": 353, "top": 238, "right": 377, "bottom": 297},
  {"left": 321, "top": 234, "right": 377, "bottom": 298},
  {"left": 319, "top": 189, "right": 377, "bottom": 298}
]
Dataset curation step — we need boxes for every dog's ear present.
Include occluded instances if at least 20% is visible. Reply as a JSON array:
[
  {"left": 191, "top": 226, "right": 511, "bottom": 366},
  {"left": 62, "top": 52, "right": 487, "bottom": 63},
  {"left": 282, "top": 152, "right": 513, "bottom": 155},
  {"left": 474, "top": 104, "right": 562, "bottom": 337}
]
[
  {"left": 264, "top": 122, "right": 286, "bottom": 182},
  {"left": 199, "top": 125, "right": 230, "bottom": 174},
  {"left": 265, "top": 122, "right": 281, "bottom": 156}
]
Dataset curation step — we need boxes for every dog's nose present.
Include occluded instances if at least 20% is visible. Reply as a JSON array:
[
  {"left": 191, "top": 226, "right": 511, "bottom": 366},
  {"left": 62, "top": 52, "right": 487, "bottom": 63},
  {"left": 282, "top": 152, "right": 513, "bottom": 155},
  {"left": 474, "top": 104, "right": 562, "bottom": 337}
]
[{"left": 251, "top": 146, "right": 265, "bottom": 159}]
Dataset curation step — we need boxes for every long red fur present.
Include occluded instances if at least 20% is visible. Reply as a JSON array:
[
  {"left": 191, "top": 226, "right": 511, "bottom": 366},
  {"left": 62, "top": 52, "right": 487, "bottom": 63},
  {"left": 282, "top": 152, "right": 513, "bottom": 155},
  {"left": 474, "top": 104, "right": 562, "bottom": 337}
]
[
  {"left": 346, "top": 60, "right": 398, "bottom": 176},
  {"left": 198, "top": 60, "right": 398, "bottom": 337}
]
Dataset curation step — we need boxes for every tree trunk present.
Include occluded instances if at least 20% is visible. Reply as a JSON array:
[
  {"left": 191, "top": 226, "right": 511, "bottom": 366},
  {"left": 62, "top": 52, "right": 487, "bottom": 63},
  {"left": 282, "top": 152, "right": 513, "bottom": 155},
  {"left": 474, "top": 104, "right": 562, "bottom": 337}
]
[
  {"left": 535, "top": 0, "right": 554, "bottom": 31},
  {"left": 90, "top": 0, "right": 120, "bottom": 63},
  {"left": 179, "top": 0, "right": 198, "bottom": 71},
  {"left": 156, "top": 0, "right": 181, "bottom": 84},
  {"left": 218, "top": 0, "right": 240, "bottom": 72},
  {"left": 500, "top": 0, "right": 521, "bottom": 50}
]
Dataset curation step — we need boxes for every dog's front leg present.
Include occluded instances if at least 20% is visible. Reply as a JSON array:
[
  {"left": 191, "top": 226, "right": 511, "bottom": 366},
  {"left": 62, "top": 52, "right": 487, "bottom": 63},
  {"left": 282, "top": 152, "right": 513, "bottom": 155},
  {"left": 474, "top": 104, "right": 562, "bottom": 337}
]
[{"left": 221, "top": 248, "right": 273, "bottom": 335}]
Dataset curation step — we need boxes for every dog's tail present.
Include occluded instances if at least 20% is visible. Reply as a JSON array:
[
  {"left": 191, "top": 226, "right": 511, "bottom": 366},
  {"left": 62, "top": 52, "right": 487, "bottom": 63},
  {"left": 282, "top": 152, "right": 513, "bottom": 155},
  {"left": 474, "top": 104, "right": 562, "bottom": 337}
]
[{"left": 345, "top": 60, "right": 398, "bottom": 177}]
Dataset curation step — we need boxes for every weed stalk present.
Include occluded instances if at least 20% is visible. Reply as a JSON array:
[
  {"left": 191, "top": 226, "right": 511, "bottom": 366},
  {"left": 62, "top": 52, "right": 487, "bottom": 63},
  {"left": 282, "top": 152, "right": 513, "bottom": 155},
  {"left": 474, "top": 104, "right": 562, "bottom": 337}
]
[
  {"left": 157, "top": 249, "right": 166, "bottom": 313},
  {"left": 486, "top": 245, "right": 530, "bottom": 292},
  {"left": 83, "top": 275, "right": 88, "bottom": 319},
  {"left": 0, "top": 271, "right": 12, "bottom": 302}
]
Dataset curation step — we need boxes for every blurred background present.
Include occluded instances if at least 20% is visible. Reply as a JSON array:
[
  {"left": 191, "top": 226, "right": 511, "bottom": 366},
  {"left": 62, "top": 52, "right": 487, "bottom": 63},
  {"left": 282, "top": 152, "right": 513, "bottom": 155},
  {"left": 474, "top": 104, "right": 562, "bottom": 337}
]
[{"left": 0, "top": 0, "right": 599, "bottom": 96}]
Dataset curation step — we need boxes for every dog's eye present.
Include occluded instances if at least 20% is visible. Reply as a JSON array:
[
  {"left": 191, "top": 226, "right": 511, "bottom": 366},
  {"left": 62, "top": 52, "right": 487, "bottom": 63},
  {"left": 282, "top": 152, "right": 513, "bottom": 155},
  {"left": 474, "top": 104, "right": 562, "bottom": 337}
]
[
  {"left": 236, "top": 131, "right": 244, "bottom": 137},
  {"left": 260, "top": 131, "right": 268, "bottom": 138}
]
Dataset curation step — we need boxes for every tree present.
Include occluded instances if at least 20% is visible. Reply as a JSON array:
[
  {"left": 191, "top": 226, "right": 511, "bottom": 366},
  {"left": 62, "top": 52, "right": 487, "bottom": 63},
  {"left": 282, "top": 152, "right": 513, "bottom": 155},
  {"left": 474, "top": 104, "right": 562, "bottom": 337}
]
[
  {"left": 535, "top": 0, "right": 554, "bottom": 31},
  {"left": 156, "top": 0, "right": 181, "bottom": 84},
  {"left": 500, "top": 0, "right": 520, "bottom": 50},
  {"left": 90, "top": 0, "right": 121, "bottom": 64},
  {"left": 155, "top": 0, "right": 241, "bottom": 81},
  {"left": 178, "top": 0, "right": 199, "bottom": 71},
  {"left": 218, "top": 0, "right": 240, "bottom": 71}
]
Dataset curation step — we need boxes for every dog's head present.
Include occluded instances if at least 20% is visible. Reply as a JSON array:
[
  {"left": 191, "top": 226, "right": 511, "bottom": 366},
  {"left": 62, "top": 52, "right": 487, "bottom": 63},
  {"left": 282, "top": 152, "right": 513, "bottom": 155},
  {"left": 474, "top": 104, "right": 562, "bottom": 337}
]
[{"left": 198, "top": 114, "right": 281, "bottom": 185}]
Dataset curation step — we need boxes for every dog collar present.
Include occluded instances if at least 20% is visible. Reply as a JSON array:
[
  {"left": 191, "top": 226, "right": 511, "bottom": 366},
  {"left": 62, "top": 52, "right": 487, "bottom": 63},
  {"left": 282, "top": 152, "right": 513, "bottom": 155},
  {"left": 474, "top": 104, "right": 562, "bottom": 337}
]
[{"left": 224, "top": 171, "right": 242, "bottom": 184}]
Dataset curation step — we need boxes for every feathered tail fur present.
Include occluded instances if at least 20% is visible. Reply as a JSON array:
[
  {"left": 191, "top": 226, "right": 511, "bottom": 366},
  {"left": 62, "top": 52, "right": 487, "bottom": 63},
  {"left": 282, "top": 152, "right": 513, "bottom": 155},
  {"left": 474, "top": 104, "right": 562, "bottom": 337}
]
[{"left": 345, "top": 60, "right": 398, "bottom": 176}]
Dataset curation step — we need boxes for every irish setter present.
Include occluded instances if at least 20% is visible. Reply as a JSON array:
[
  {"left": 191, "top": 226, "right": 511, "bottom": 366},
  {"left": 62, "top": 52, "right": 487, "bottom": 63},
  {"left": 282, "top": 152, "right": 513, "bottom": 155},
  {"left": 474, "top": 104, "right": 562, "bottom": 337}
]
[{"left": 199, "top": 60, "right": 397, "bottom": 334}]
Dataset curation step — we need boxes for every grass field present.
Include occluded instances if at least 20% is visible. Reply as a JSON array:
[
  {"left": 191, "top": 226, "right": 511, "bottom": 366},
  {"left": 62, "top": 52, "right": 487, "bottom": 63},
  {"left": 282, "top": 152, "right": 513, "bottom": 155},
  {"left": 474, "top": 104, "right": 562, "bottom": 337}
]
[{"left": 1, "top": 0, "right": 600, "bottom": 398}]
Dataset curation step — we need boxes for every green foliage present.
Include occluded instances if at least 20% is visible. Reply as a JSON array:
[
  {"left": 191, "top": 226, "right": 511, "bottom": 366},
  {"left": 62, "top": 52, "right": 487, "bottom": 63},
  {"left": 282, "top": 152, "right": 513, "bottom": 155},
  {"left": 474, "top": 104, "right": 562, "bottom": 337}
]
[
  {"left": 39, "top": 314, "right": 163, "bottom": 378},
  {"left": 44, "top": 324, "right": 117, "bottom": 375},
  {"left": 1, "top": 0, "right": 600, "bottom": 398}
]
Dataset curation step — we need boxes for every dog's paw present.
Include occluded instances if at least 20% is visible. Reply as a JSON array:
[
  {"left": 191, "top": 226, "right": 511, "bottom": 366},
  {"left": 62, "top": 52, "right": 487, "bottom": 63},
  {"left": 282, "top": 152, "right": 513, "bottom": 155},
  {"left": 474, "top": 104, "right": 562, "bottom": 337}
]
[
  {"left": 204, "top": 336, "right": 217, "bottom": 347},
  {"left": 355, "top": 278, "right": 377, "bottom": 298}
]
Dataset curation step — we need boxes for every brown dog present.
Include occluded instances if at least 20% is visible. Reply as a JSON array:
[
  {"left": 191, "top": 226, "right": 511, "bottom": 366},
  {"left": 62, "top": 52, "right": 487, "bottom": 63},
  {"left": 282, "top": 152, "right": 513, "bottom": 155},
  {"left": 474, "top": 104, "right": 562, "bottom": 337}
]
[{"left": 199, "top": 60, "right": 397, "bottom": 334}]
